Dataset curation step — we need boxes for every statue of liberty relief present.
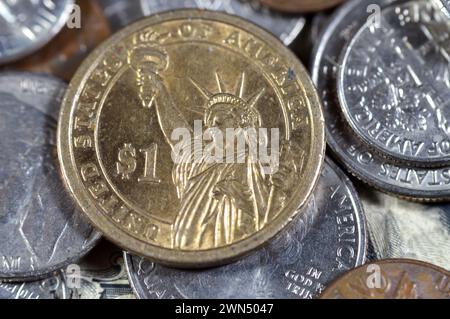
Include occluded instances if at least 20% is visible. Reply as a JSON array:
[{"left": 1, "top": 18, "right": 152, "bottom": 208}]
[{"left": 128, "top": 42, "right": 290, "bottom": 250}]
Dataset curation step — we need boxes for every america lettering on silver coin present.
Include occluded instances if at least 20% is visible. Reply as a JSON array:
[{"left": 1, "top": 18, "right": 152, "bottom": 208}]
[
  {"left": 124, "top": 159, "right": 366, "bottom": 299},
  {"left": 338, "top": 0, "right": 450, "bottom": 166},
  {"left": 139, "top": 0, "right": 305, "bottom": 45},
  {"left": 0, "top": 0, "right": 73, "bottom": 64},
  {"left": 0, "top": 73, "right": 100, "bottom": 281},
  {"left": 312, "top": 0, "right": 450, "bottom": 200}
]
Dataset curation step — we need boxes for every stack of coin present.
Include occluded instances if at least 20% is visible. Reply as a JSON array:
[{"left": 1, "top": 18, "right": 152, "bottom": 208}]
[
  {"left": 313, "top": 0, "right": 450, "bottom": 201},
  {"left": 0, "top": 0, "right": 448, "bottom": 300}
]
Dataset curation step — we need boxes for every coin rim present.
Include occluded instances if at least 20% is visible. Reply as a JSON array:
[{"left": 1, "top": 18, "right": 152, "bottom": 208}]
[
  {"left": 320, "top": 258, "right": 450, "bottom": 299},
  {"left": 123, "top": 157, "right": 367, "bottom": 299},
  {"left": 336, "top": 1, "right": 450, "bottom": 167},
  {"left": 0, "top": 0, "right": 75, "bottom": 65},
  {"left": 58, "top": 9, "right": 325, "bottom": 268},
  {"left": 138, "top": 0, "right": 306, "bottom": 46},
  {"left": 0, "top": 71, "right": 102, "bottom": 282},
  {"left": 311, "top": 0, "right": 450, "bottom": 201}
]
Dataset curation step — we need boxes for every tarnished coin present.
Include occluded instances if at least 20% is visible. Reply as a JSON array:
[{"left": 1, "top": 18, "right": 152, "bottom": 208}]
[
  {"left": 0, "top": 0, "right": 74, "bottom": 64},
  {"left": 9, "top": 0, "right": 111, "bottom": 81},
  {"left": 259, "top": 0, "right": 344, "bottom": 13},
  {"left": 361, "top": 188, "right": 450, "bottom": 271},
  {"left": 124, "top": 158, "right": 366, "bottom": 299},
  {"left": 99, "top": 0, "right": 145, "bottom": 32},
  {"left": 0, "top": 273, "right": 68, "bottom": 299},
  {"left": 312, "top": 0, "right": 450, "bottom": 201},
  {"left": 58, "top": 10, "right": 325, "bottom": 267},
  {"left": 321, "top": 259, "right": 450, "bottom": 299},
  {"left": 0, "top": 72, "right": 100, "bottom": 281},
  {"left": 140, "top": 0, "right": 305, "bottom": 45},
  {"left": 338, "top": 0, "right": 450, "bottom": 167}
]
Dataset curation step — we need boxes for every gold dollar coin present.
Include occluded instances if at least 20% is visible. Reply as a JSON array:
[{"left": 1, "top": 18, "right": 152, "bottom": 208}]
[{"left": 58, "top": 10, "right": 325, "bottom": 267}]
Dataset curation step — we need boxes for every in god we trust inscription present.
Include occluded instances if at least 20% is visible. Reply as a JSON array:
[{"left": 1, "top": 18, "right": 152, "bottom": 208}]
[{"left": 58, "top": 10, "right": 325, "bottom": 267}]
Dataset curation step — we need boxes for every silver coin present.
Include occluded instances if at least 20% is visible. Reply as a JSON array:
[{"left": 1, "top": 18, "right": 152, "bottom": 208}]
[
  {"left": 124, "top": 158, "right": 367, "bottom": 299},
  {"left": 140, "top": 0, "right": 305, "bottom": 45},
  {"left": 338, "top": 0, "right": 450, "bottom": 166},
  {"left": 0, "top": 0, "right": 74, "bottom": 64},
  {"left": 361, "top": 188, "right": 450, "bottom": 271},
  {"left": 98, "top": 0, "right": 145, "bottom": 32},
  {"left": 312, "top": 0, "right": 450, "bottom": 200},
  {"left": 0, "top": 72, "right": 100, "bottom": 281},
  {"left": 0, "top": 273, "right": 68, "bottom": 299}
]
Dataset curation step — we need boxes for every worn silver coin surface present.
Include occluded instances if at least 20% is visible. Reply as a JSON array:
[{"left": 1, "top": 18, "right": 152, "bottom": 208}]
[
  {"left": 139, "top": 0, "right": 305, "bottom": 45},
  {"left": 98, "top": 0, "right": 145, "bottom": 32},
  {"left": 338, "top": 0, "right": 450, "bottom": 166},
  {"left": 0, "top": 0, "right": 74, "bottom": 64},
  {"left": 0, "top": 273, "right": 68, "bottom": 299},
  {"left": 312, "top": 0, "right": 450, "bottom": 201},
  {"left": 124, "top": 159, "right": 366, "bottom": 299},
  {"left": 0, "top": 72, "right": 100, "bottom": 281}
]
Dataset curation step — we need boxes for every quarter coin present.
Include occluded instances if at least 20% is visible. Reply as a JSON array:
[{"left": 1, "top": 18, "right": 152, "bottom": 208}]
[
  {"left": 124, "top": 158, "right": 366, "bottom": 299},
  {"left": 0, "top": 72, "right": 100, "bottom": 281},
  {"left": 58, "top": 10, "right": 325, "bottom": 267}
]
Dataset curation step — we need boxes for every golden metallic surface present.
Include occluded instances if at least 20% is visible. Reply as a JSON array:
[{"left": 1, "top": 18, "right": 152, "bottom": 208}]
[
  {"left": 9, "top": 0, "right": 111, "bottom": 81},
  {"left": 58, "top": 10, "right": 325, "bottom": 267},
  {"left": 260, "top": 0, "right": 344, "bottom": 13},
  {"left": 321, "top": 259, "right": 450, "bottom": 299}
]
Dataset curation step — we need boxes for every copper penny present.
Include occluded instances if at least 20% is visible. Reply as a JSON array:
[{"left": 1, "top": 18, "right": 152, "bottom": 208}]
[
  {"left": 259, "top": 0, "right": 344, "bottom": 13},
  {"left": 321, "top": 259, "right": 450, "bottom": 299}
]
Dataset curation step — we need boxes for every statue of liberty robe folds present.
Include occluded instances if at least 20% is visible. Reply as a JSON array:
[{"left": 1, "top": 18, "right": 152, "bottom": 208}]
[{"left": 129, "top": 44, "right": 280, "bottom": 250}]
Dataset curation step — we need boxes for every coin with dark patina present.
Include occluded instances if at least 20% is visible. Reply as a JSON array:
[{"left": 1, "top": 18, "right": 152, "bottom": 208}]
[
  {"left": 321, "top": 259, "right": 450, "bottom": 299},
  {"left": 9, "top": 0, "right": 111, "bottom": 81},
  {"left": 0, "top": 72, "right": 100, "bottom": 281},
  {"left": 124, "top": 158, "right": 366, "bottom": 299},
  {"left": 259, "top": 0, "right": 344, "bottom": 13}
]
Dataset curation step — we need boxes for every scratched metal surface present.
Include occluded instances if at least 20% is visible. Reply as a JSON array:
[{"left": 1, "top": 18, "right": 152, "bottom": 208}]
[{"left": 0, "top": 72, "right": 100, "bottom": 281}]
